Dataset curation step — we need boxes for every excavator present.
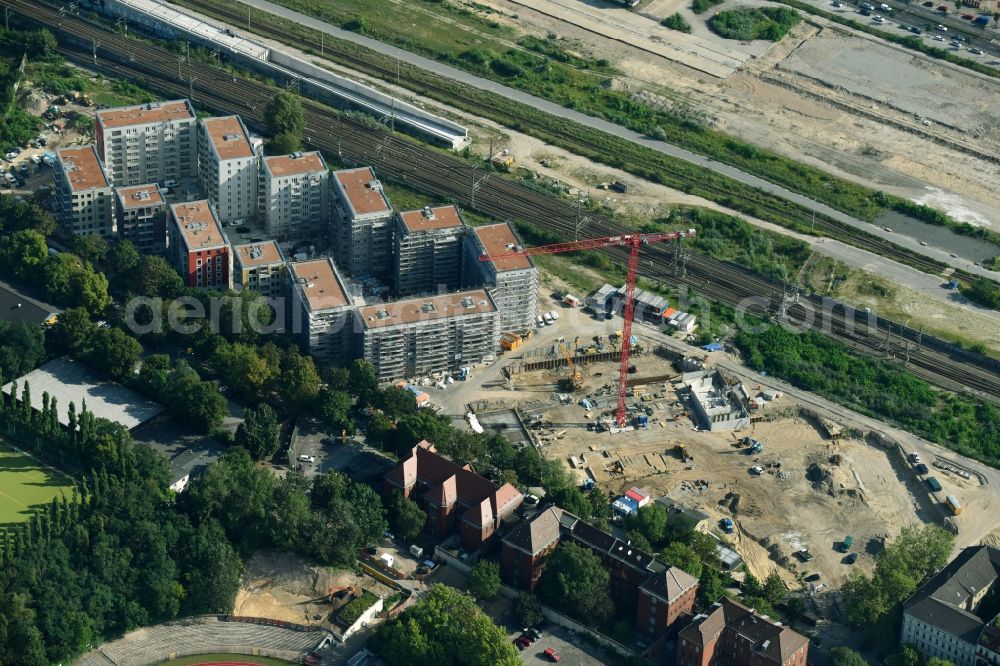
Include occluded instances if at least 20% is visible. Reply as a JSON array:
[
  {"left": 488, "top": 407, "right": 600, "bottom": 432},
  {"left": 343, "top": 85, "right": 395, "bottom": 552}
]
[{"left": 559, "top": 343, "right": 584, "bottom": 392}]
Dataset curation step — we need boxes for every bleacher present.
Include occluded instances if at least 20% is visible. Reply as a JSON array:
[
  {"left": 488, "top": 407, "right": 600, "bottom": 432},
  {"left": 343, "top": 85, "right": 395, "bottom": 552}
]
[{"left": 81, "top": 617, "right": 326, "bottom": 665}]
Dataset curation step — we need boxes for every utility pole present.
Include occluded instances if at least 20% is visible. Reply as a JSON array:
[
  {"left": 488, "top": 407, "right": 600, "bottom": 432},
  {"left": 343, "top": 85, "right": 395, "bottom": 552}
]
[
  {"left": 188, "top": 74, "right": 197, "bottom": 101},
  {"left": 177, "top": 54, "right": 185, "bottom": 80},
  {"left": 247, "top": 0, "right": 251, "bottom": 31},
  {"left": 470, "top": 170, "right": 489, "bottom": 210},
  {"left": 320, "top": 32, "right": 324, "bottom": 57},
  {"left": 4, "top": 7, "right": 11, "bottom": 31},
  {"left": 91, "top": 39, "right": 99, "bottom": 64},
  {"left": 396, "top": 57, "right": 400, "bottom": 85}
]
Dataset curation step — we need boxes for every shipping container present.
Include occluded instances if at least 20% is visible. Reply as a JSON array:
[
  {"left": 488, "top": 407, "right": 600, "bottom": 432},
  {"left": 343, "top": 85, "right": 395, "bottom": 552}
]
[
  {"left": 927, "top": 477, "right": 942, "bottom": 492},
  {"left": 840, "top": 535, "right": 854, "bottom": 552}
]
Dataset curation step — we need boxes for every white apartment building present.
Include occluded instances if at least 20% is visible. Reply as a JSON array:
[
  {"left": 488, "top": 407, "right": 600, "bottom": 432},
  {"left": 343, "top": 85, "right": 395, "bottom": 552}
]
[
  {"left": 260, "top": 151, "right": 329, "bottom": 238},
  {"left": 198, "top": 115, "right": 258, "bottom": 224},
  {"left": 54, "top": 145, "right": 116, "bottom": 238},
  {"left": 331, "top": 167, "right": 394, "bottom": 280},
  {"left": 288, "top": 258, "right": 355, "bottom": 365},
  {"left": 95, "top": 99, "right": 196, "bottom": 186},
  {"left": 463, "top": 222, "right": 538, "bottom": 331}
]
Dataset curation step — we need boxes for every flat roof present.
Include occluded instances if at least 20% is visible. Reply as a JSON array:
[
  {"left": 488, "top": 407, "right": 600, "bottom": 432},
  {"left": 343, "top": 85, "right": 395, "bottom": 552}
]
[
  {"left": 57, "top": 145, "right": 109, "bottom": 192},
  {"left": 201, "top": 115, "right": 254, "bottom": 160},
  {"left": 0, "top": 278, "right": 60, "bottom": 326},
  {"left": 235, "top": 240, "right": 284, "bottom": 268},
  {"left": 399, "top": 205, "right": 463, "bottom": 234},
  {"left": 264, "top": 151, "right": 326, "bottom": 177},
  {"left": 359, "top": 289, "right": 496, "bottom": 330},
  {"left": 333, "top": 167, "right": 392, "bottom": 217},
  {"left": 116, "top": 183, "right": 164, "bottom": 209},
  {"left": 170, "top": 200, "right": 228, "bottom": 252},
  {"left": 2, "top": 357, "right": 165, "bottom": 430},
  {"left": 96, "top": 99, "right": 194, "bottom": 130},
  {"left": 474, "top": 223, "right": 533, "bottom": 272},
  {"left": 290, "top": 258, "right": 350, "bottom": 311}
]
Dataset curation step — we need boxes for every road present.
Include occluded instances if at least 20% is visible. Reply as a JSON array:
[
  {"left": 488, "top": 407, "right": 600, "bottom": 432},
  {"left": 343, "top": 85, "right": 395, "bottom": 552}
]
[{"left": 219, "top": 0, "right": 1000, "bottom": 281}]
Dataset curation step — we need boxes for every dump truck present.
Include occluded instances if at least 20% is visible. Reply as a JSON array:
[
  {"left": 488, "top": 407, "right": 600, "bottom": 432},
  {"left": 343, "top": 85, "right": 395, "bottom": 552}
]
[{"left": 672, "top": 444, "right": 693, "bottom": 462}]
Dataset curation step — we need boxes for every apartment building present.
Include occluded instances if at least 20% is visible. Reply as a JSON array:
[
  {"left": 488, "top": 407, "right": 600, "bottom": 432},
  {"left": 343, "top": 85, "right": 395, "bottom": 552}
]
[
  {"left": 900, "top": 546, "right": 1000, "bottom": 666},
  {"left": 501, "top": 507, "right": 698, "bottom": 639},
  {"left": 288, "top": 258, "right": 355, "bottom": 365},
  {"left": 233, "top": 240, "right": 286, "bottom": 297},
  {"left": 356, "top": 289, "right": 500, "bottom": 381},
  {"left": 331, "top": 167, "right": 394, "bottom": 280},
  {"left": 114, "top": 184, "right": 167, "bottom": 253},
  {"left": 463, "top": 222, "right": 538, "bottom": 331},
  {"left": 54, "top": 145, "right": 116, "bottom": 238},
  {"left": 260, "top": 151, "right": 330, "bottom": 238},
  {"left": 394, "top": 205, "right": 466, "bottom": 296},
  {"left": 383, "top": 440, "right": 523, "bottom": 551},
  {"left": 95, "top": 99, "right": 197, "bottom": 186},
  {"left": 198, "top": 115, "right": 258, "bottom": 224},
  {"left": 677, "top": 598, "right": 809, "bottom": 666},
  {"left": 168, "top": 200, "right": 232, "bottom": 289}
]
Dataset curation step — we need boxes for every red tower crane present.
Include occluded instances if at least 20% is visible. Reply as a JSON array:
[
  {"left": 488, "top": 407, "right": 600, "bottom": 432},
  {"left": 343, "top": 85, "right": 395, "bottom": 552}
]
[{"left": 480, "top": 228, "right": 695, "bottom": 427}]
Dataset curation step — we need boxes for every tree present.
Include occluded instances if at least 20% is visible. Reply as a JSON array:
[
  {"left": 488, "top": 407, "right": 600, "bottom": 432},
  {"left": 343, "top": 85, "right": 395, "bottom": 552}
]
[
  {"left": 317, "top": 388, "right": 355, "bottom": 433},
  {"left": 371, "top": 584, "right": 519, "bottom": 666},
  {"left": 373, "top": 385, "right": 418, "bottom": 416},
  {"left": 0, "top": 229, "right": 48, "bottom": 282},
  {"left": 538, "top": 542, "right": 613, "bottom": 623},
  {"left": 264, "top": 92, "right": 305, "bottom": 142},
  {"left": 828, "top": 647, "right": 868, "bottom": 666},
  {"left": 138, "top": 255, "right": 185, "bottom": 298},
  {"left": 278, "top": 349, "right": 321, "bottom": 415},
  {"left": 165, "top": 367, "right": 228, "bottom": 432},
  {"left": 23, "top": 28, "right": 58, "bottom": 59},
  {"left": 73, "top": 266, "right": 111, "bottom": 315},
  {"left": 106, "top": 240, "right": 140, "bottom": 274},
  {"left": 0, "top": 320, "right": 45, "bottom": 379},
  {"left": 513, "top": 593, "right": 544, "bottom": 628},
  {"left": 697, "top": 566, "right": 726, "bottom": 608},
  {"left": 662, "top": 542, "right": 703, "bottom": 579},
  {"left": 386, "top": 490, "right": 426, "bottom": 542},
  {"left": 309, "top": 471, "right": 387, "bottom": 565},
  {"left": 46, "top": 307, "right": 95, "bottom": 357},
  {"left": 267, "top": 130, "right": 301, "bottom": 155},
  {"left": 87, "top": 327, "right": 142, "bottom": 382},
  {"left": 625, "top": 504, "right": 668, "bottom": 548},
  {"left": 213, "top": 342, "right": 279, "bottom": 402},
  {"left": 179, "top": 519, "right": 242, "bottom": 614},
  {"left": 926, "top": 659, "right": 955, "bottom": 666},
  {"left": 468, "top": 560, "right": 502, "bottom": 600},
  {"left": 625, "top": 530, "right": 653, "bottom": 553},
  {"left": 71, "top": 234, "right": 108, "bottom": 263},
  {"left": 763, "top": 571, "right": 787, "bottom": 605},
  {"left": 234, "top": 404, "right": 281, "bottom": 461},
  {"left": 886, "top": 644, "right": 924, "bottom": 666},
  {"left": 348, "top": 359, "right": 378, "bottom": 406}
]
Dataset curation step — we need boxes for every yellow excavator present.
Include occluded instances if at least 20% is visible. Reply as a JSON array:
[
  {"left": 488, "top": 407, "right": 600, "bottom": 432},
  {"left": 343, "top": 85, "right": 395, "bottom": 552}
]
[{"left": 560, "top": 343, "right": 584, "bottom": 391}]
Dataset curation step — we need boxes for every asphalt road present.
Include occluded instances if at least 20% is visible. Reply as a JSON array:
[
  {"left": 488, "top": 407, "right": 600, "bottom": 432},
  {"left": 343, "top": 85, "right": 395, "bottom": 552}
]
[{"left": 223, "top": 0, "right": 1000, "bottom": 282}]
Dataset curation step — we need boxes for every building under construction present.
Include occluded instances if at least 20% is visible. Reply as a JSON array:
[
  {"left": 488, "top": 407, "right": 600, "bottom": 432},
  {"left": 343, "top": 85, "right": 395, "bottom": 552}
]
[
  {"left": 394, "top": 205, "right": 466, "bottom": 296},
  {"left": 684, "top": 369, "right": 750, "bottom": 431},
  {"left": 288, "top": 258, "right": 355, "bottom": 365},
  {"left": 464, "top": 222, "right": 538, "bottom": 332},
  {"left": 356, "top": 289, "right": 501, "bottom": 381}
]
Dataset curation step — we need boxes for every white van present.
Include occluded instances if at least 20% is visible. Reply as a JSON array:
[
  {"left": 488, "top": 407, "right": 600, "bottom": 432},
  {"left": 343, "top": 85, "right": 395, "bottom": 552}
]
[
  {"left": 536, "top": 315, "right": 546, "bottom": 327},
  {"left": 543, "top": 313, "right": 553, "bottom": 325},
  {"left": 409, "top": 545, "right": 424, "bottom": 558},
  {"left": 548, "top": 310, "right": 560, "bottom": 321},
  {"left": 297, "top": 454, "right": 316, "bottom": 463},
  {"left": 160, "top": 178, "right": 177, "bottom": 188}
]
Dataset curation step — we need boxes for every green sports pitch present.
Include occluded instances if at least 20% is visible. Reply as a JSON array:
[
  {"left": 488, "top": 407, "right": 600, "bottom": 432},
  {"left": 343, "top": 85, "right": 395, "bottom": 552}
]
[{"left": 0, "top": 444, "right": 73, "bottom": 527}]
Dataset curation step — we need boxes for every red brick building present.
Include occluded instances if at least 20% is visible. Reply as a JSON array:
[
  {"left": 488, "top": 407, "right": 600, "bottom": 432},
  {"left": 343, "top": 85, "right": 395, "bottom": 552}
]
[
  {"left": 500, "top": 507, "right": 699, "bottom": 639},
  {"left": 168, "top": 200, "right": 232, "bottom": 289},
  {"left": 383, "top": 441, "right": 523, "bottom": 550},
  {"left": 677, "top": 598, "right": 809, "bottom": 666}
]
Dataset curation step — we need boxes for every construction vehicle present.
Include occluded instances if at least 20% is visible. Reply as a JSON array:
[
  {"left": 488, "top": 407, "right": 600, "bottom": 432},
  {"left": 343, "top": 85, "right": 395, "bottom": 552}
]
[
  {"left": 559, "top": 343, "right": 583, "bottom": 391},
  {"left": 479, "top": 229, "right": 696, "bottom": 426},
  {"left": 672, "top": 444, "right": 693, "bottom": 463}
]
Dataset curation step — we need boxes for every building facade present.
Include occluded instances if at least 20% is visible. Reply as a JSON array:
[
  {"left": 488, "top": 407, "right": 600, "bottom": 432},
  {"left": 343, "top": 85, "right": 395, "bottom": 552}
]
[
  {"left": 900, "top": 546, "right": 1000, "bottom": 666},
  {"left": 95, "top": 99, "right": 197, "bottom": 186},
  {"left": 394, "top": 205, "right": 466, "bottom": 296},
  {"left": 501, "top": 507, "right": 698, "bottom": 639},
  {"left": 260, "top": 151, "right": 330, "bottom": 238},
  {"left": 331, "top": 167, "right": 394, "bottom": 280},
  {"left": 356, "top": 289, "right": 500, "bottom": 382},
  {"left": 54, "top": 145, "right": 116, "bottom": 238},
  {"left": 198, "top": 115, "right": 258, "bottom": 224},
  {"left": 288, "top": 258, "right": 354, "bottom": 365},
  {"left": 114, "top": 184, "right": 167, "bottom": 253},
  {"left": 677, "top": 598, "right": 809, "bottom": 666},
  {"left": 383, "top": 441, "right": 523, "bottom": 551},
  {"left": 233, "top": 240, "right": 286, "bottom": 297},
  {"left": 168, "top": 200, "right": 232, "bottom": 289},
  {"left": 463, "top": 222, "right": 538, "bottom": 331}
]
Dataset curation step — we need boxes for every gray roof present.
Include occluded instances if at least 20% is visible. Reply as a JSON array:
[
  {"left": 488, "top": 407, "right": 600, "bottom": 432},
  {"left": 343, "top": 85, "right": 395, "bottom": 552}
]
[
  {"left": 679, "top": 598, "right": 808, "bottom": 665},
  {"left": 168, "top": 439, "right": 226, "bottom": 486},
  {"left": 0, "top": 279, "right": 60, "bottom": 326},
  {"left": 640, "top": 565, "right": 699, "bottom": 603},
  {"left": 2, "top": 358, "right": 164, "bottom": 430},
  {"left": 502, "top": 506, "right": 563, "bottom": 556},
  {"left": 903, "top": 546, "right": 1000, "bottom": 641}
]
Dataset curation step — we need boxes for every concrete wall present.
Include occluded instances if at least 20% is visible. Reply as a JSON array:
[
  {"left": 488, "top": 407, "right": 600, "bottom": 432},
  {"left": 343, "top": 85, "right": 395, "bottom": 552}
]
[{"left": 340, "top": 597, "right": 384, "bottom": 642}]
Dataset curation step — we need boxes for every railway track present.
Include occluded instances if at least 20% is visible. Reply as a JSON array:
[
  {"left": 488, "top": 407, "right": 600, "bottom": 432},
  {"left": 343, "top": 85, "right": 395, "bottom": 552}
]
[
  {"left": 7, "top": 0, "right": 1000, "bottom": 406},
  {"left": 171, "top": 0, "right": 981, "bottom": 283}
]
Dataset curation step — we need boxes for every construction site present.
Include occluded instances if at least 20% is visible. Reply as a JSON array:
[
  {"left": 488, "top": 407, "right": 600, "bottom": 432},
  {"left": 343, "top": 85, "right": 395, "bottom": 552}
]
[{"left": 440, "top": 276, "right": 1000, "bottom": 596}]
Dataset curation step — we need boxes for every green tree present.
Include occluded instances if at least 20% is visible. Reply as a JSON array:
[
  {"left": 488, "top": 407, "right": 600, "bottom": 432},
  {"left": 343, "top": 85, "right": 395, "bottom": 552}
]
[
  {"left": 71, "top": 234, "right": 108, "bottom": 263},
  {"left": 267, "top": 130, "right": 302, "bottom": 155},
  {"left": 373, "top": 385, "right": 418, "bottom": 416},
  {"left": 213, "top": 342, "right": 279, "bottom": 402},
  {"left": 165, "top": 366, "right": 228, "bottom": 432},
  {"left": 0, "top": 229, "right": 48, "bottom": 282},
  {"left": 87, "top": 327, "right": 142, "bottom": 381},
  {"left": 626, "top": 530, "right": 653, "bottom": 553},
  {"left": 107, "top": 240, "right": 140, "bottom": 274},
  {"left": 662, "top": 542, "right": 703, "bottom": 579},
  {"left": 697, "top": 566, "right": 726, "bottom": 608},
  {"left": 386, "top": 489, "right": 426, "bottom": 542},
  {"left": 828, "top": 647, "right": 868, "bottom": 666},
  {"left": 886, "top": 644, "right": 924, "bottom": 666},
  {"left": 264, "top": 91, "right": 305, "bottom": 142},
  {"left": 278, "top": 349, "right": 321, "bottom": 414},
  {"left": 762, "top": 571, "right": 787, "bottom": 605},
  {"left": 348, "top": 359, "right": 378, "bottom": 406},
  {"left": 138, "top": 255, "right": 185, "bottom": 298},
  {"left": 23, "top": 28, "right": 58, "bottom": 59},
  {"left": 46, "top": 307, "right": 95, "bottom": 357},
  {"left": 234, "top": 404, "right": 281, "bottom": 461},
  {"left": 309, "top": 471, "right": 387, "bottom": 565},
  {"left": 0, "top": 320, "right": 45, "bottom": 379},
  {"left": 73, "top": 267, "right": 111, "bottom": 315},
  {"left": 625, "top": 504, "right": 668, "bottom": 548},
  {"left": 513, "top": 593, "right": 544, "bottom": 628},
  {"left": 926, "top": 659, "right": 955, "bottom": 666},
  {"left": 468, "top": 560, "right": 502, "bottom": 600},
  {"left": 179, "top": 519, "right": 242, "bottom": 614},
  {"left": 371, "top": 584, "right": 519, "bottom": 666},
  {"left": 317, "top": 388, "right": 355, "bottom": 433},
  {"left": 538, "top": 542, "right": 613, "bottom": 623}
]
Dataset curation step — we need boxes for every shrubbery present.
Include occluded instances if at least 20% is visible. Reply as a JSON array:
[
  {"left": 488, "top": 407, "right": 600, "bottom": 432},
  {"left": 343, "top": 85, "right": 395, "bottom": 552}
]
[
  {"left": 662, "top": 13, "right": 693, "bottom": 32},
  {"left": 709, "top": 7, "right": 801, "bottom": 40}
]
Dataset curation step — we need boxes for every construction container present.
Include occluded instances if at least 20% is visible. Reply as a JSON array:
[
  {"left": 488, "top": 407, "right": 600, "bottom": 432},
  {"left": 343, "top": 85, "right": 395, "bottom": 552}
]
[
  {"left": 927, "top": 477, "right": 943, "bottom": 492},
  {"left": 945, "top": 495, "right": 962, "bottom": 515},
  {"left": 563, "top": 294, "right": 582, "bottom": 307},
  {"left": 840, "top": 535, "right": 854, "bottom": 552}
]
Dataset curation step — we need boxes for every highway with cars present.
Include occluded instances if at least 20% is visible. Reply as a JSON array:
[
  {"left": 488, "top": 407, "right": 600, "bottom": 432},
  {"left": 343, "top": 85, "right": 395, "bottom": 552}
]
[{"left": 850, "top": 0, "right": 1000, "bottom": 56}]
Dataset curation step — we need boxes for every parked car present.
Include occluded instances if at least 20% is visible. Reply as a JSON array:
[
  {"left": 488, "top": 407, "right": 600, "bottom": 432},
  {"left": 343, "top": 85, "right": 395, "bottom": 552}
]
[
  {"left": 910, "top": 26, "right": 922, "bottom": 33},
  {"left": 544, "top": 648, "right": 561, "bottom": 662},
  {"left": 970, "top": 47, "right": 984, "bottom": 55},
  {"left": 961, "top": 13, "right": 974, "bottom": 19},
  {"left": 795, "top": 549, "right": 815, "bottom": 562},
  {"left": 527, "top": 628, "right": 544, "bottom": 640},
  {"left": 915, "top": 463, "right": 929, "bottom": 475},
  {"left": 922, "top": 1, "right": 934, "bottom": 5},
  {"left": 909, "top": 451, "right": 921, "bottom": 463},
  {"left": 805, "top": 573, "right": 821, "bottom": 582},
  {"left": 845, "top": 552, "right": 859, "bottom": 564},
  {"left": 297, "top": 454, "right": 316, "bottom": 463}
]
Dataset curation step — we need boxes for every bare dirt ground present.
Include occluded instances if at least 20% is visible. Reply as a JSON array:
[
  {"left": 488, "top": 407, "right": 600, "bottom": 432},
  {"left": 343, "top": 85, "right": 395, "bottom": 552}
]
[{"left": 234, "top": 551, "right": 393, "bottom": 626}]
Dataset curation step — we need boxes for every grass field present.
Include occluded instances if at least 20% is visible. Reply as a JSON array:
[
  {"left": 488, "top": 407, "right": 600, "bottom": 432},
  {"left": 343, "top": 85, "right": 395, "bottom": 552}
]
[
  {"left": 156, "top": 655, "right": 294, "bottom": 665},
  {"left": 0, "top": 444, "right": 74, "bottom": 527}
]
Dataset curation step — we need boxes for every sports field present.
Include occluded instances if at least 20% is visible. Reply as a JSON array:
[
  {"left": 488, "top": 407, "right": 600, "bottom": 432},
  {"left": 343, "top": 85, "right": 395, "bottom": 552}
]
[{"left": 0, "top": 444, "right": 74, "bottom": 526}]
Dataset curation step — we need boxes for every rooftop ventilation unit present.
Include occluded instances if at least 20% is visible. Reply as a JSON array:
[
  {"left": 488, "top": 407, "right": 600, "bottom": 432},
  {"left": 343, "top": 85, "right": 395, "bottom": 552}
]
[
  {"left": 460, "top": 297, "right": 475, "bottom": 308},
  {"left": 223, "top": 133, "right": 240, "bottom": 141},
  {"left": 184, "top": 222, "right": 209, "bottom": 232},
  {"left": 375, "top": 309, "right": 391, "bottom": 320},
  {"left": 292, "top": 151, "right": 303, "bottom": 158},
  {"left": 133, "top": 191, "right": 151, "bottom": 201},
  {"left": 365, "top": 180, "right": 382, "bottom": 191},
  {"left": 421, "top": 302, "right": 436, "bottom": 313},
  {"left": 422, "top": 206, "right": 435, "bottom": 220}
]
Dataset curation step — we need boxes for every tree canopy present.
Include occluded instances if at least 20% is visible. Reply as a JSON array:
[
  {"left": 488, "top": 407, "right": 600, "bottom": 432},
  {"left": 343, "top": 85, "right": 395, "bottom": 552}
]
[
  {"left": 263, "top": 92, "right": 305, "bottom": 153},
  {"left": 538, "top": 542, "right": 613, "bottom": 623},
  {"left": 467, "top": 560, "right": 501, "bottom": 600},
  {"left": 234, "top": 404, "right": 281, "bottom": 461}
]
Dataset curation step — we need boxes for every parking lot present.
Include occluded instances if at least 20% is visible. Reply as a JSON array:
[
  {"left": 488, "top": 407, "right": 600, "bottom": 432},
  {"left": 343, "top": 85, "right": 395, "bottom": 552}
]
[
  {"left": 506, "top": 623, "right": 617, "bottom": 665},
  {"left": 291, "top": 419, "right": 393, "bottom": 483}
]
